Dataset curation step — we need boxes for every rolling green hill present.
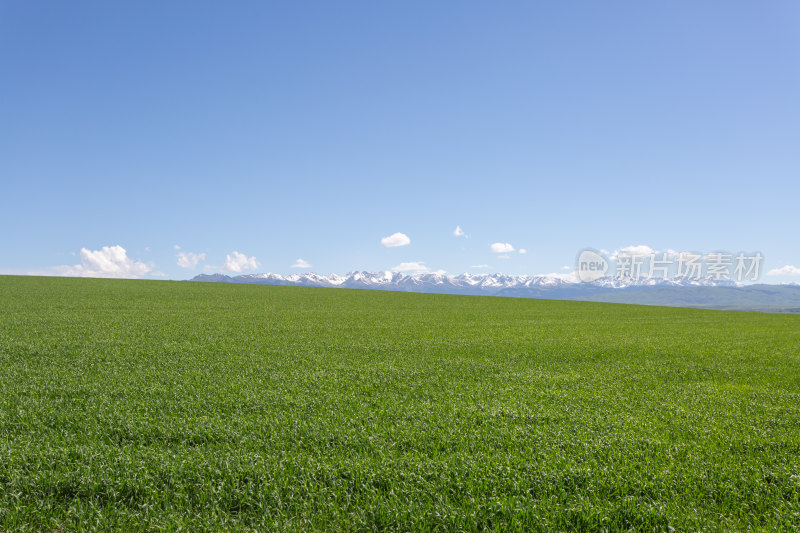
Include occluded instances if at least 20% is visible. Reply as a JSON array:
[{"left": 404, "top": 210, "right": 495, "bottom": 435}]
[{"left": 1, "top": 275, "right": 799, "bottom": 531}]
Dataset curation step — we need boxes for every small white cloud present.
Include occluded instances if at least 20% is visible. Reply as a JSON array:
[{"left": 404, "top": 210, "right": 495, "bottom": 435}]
[
  {"left": 453, "top": 225, "right": 465, "bottom": 237},
  {"left": 767, "top": 265, "right": 800, "bottom": 276},
  {"left": 471, "top": 264, "right": 491, "bottom": 269},
  {"left": 518, "top": 248, "right": 527, "bottom": 254},
  {"left": 498, "top": 254, "right": 511, "bottom": 259},
  {"left": 174, "top": 244, "right": 181, "bottom": 250},
  {"left": 292, "top": 258, "right": 311, "bottom": 269},
  {"left": 391, "top": 261, "right": 429, "bottom": 273},
  {"left": 625, "top": 245, "right": 656, "bottom": 255},
  {"left": 144, "top": 246, "right": 151, "bottom": 252},
  {"left": 223, "top": 251, "right": 260, "bottom": 272},
  {"left": 176, "top": 251, "right": 206, "bottom": 269},
  {"left": 381, "top": 232, "right": 411, "bottom": 247},
  {"left": 562, "top": 265, "right": 571, "bottom": 271},
  {"left": 490, "top": 242, "right": 514, "bottom": 253},
  {"left": 56, "top": 245, "right": 153, "bottom": 278},
  {"left": 610, "top": 245, "right": 656, "bottom": 260}
]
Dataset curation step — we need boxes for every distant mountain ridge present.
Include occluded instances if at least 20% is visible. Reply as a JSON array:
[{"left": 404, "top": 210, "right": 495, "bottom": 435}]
[
  {"left": 190, "top": 271, "right": 800, "bottom": 313},
  {"left": 190, "top": 270, "right": 738, "bottom": 288}
]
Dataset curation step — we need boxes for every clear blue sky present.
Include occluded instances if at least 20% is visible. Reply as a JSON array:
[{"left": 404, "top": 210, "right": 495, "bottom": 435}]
[{"left": 1, "top": 2, "right": 798, "bottom": 281}]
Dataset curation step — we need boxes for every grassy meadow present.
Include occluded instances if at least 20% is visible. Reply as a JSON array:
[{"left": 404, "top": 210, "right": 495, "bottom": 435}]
[{"left": 1, "top": 275, "right": 799, "bottom": 531}]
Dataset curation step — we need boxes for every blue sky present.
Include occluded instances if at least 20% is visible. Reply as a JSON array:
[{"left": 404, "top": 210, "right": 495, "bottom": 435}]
[{"left": 1, "top": 2, "right": 798, "bottom": 281}]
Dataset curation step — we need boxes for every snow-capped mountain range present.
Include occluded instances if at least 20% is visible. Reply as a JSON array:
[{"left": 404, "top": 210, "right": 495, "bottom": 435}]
[
  {"left": 191, "top": 270, "right": 735, "bottom": 295},
  {"left": 189, "top": 271, "right": 800, "bottom": 312}
]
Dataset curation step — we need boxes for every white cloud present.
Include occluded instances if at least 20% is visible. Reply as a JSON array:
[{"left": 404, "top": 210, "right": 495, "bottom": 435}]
[
  {"left": 176, "top": 251, "right": 206, "bottom": 269},
  {"left": 471, "top": 264, "right": 491, "bottom": 269},
  {"left": 381, "top": 232, "right": 411, "bottom": 247},
  {"left": 174, "top": 244, "right": 181, "bottom": 250},
  {"left": 453, "top": 225, "right": 465, "bottom": 237},
  {"left": 562, "top": 265, "right": 571, "bottom": 271},
  {"left": 625, "top": 245, "right": 656, "bottom": 255},
  {"left": 490, "top": 242, "right": 514, "bottom": 253},
  {"left": 519, "top": 248, "right": 527, "bottom": 254},
  {"left": 223, "top": 251, "right": 260, "bottom": 272},
  {"left": 292, "top": 258, "right": 312, "bottom": 269},
  {"left": 767, "top": 265, "right": 800, "bottom": 276},
  {"left": 56, "top": 245, "right": 153, "bottom": 278},
  {"left": 391, "top": 261, "right": 429, "bottom": 273},
  {"left": 498, "top": 254, "right": 511, "bottom": 259},
  {"left": 610, "top": 245, "right": 656, "bottom": 260}
]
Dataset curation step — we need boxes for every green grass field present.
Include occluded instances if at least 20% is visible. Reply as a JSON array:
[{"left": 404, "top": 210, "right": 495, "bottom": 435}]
[{"left": 1, "top": 276, "right": 799, "bottom": 531}]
